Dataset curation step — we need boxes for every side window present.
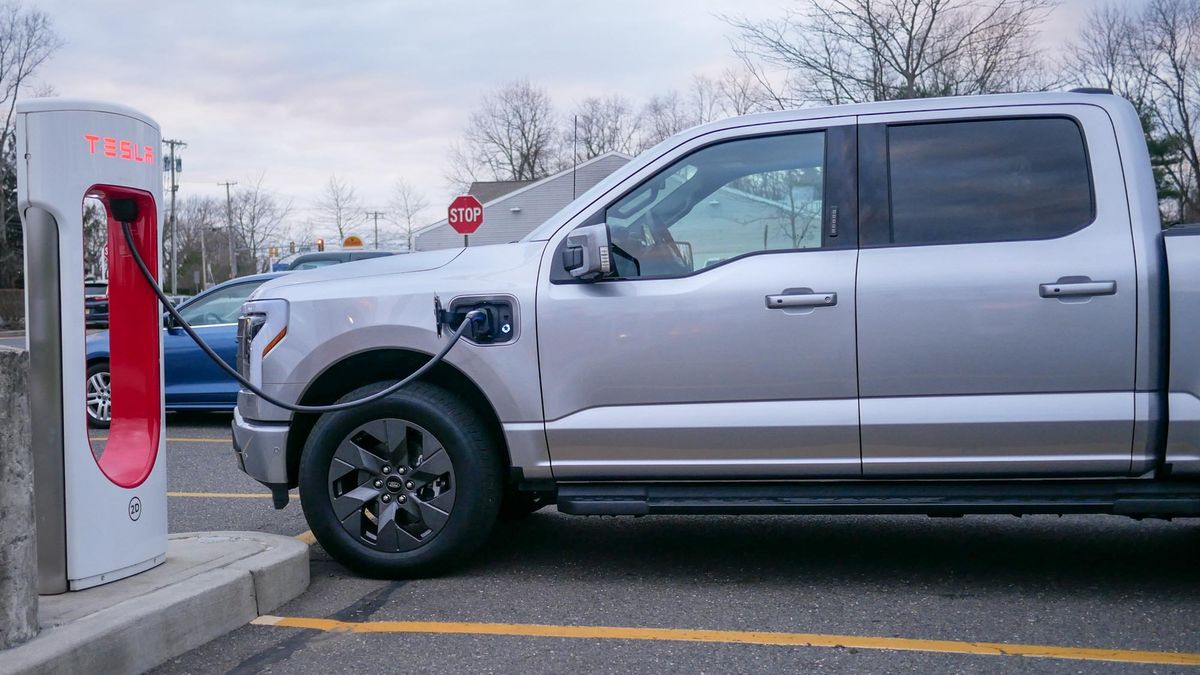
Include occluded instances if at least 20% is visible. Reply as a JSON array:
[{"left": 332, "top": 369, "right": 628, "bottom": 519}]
[
  {"left": 178, "top": 281, "right": 266, "bottom": 326},
  {"left": 603, "top": 131, "right": 827, "bottom": 279},
  {"left": 886, "top": 117, "right": 1093, "bottom": 245}
]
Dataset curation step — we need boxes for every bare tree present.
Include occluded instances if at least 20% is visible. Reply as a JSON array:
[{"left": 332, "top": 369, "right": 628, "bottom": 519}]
[
  {"left": 717, "top": 66, "right": 772, "bottom": 115},
  {"left": 725, "top": 0, "right": 1055, "bottom": 107},
  {"left": 1130, "top": 0, "right": 1200, "bottom": 222},
  {"left": 312, "top": 174, "right": 361, "bottom": 241},
  {"left": 447, "top": 80, "right": 561, "bottom": 191},
  {"left": 82, "top": 199, "right": 106, "bottom": 279},
  {"left": 0, "top": 3, "right": 61, "bottom": 286},
  {"left": 1064, "top": 3, "right": 1150, "bottom": 106},
  {"left": 232, "top": 174, "right": 292, "bottom": 272},
  {"left": 571, "top": 94, "right": 639, "bottom": 160},
  {"left": 690, "top": 75, "right": 725, "bottom": 125},
  {"left": 389, "top": 179, "right": 429, "bottom": 252},
  {"left": 173, "top": 196, "right": 223, "bottom": 291},
  {"left": 639, "top": 90, "right": 696, "bottom": 150}
]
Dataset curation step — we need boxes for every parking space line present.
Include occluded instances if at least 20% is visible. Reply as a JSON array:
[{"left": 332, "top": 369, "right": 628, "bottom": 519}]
[
  {"left": 294, "top": 530, "right": 316, "bottom": 545},
  {"left": 248, "top": 615, "right": 1200, "bottom": 667}
]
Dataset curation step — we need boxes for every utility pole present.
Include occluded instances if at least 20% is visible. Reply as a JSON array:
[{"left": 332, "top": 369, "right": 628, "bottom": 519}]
[
  {"left": 219, "top": 181, "right": 238, "bottom": 279},
  {"left": 163, "top": 138, "right": 186, "bottom": 295},
  {"left": 366, "top": 210, "right": 384, "bottom": 249},
  {"left": 199, "top": 224, "right": 208, "bottom": 290}
]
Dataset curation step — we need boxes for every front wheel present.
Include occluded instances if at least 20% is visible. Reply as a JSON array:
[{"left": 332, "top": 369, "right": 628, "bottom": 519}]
[
  {"left": 299, "top": 382, "right": 504, "bottom": 578},
  {"left": 85, "top": 362, "right": 111, "bottom": 429}
]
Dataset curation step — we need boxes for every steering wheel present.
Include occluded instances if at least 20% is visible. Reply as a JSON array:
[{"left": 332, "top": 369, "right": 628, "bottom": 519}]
[{"left": 645, "top": 212, "right": 690, "bottom": 272}]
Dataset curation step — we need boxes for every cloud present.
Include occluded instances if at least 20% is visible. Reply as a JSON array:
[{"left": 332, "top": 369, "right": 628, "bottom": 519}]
[{"left": 33, "top": 0, "right": 1113, "bottom": 243}]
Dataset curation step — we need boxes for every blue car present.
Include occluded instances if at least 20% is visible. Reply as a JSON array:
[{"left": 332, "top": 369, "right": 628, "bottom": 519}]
[{"left": 85, "top": 272, "right": 287, "bottom": 427}]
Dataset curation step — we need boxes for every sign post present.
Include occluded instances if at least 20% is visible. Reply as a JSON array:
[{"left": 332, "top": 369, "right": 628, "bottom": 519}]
[{"left": 448, "top": 195, "right": 484, "bottom": 247}]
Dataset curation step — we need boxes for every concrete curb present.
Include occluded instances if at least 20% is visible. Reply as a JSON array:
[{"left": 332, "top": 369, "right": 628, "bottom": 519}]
[{"left": 0, "top": 531, "right": 309, "bottom": 675}]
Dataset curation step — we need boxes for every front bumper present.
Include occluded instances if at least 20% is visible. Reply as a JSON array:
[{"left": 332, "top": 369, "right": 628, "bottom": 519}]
[{"left": 232, "top": 407, "right": 291, "bottom": 485}]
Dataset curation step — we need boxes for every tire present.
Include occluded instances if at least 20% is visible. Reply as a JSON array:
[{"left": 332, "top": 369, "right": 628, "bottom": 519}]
[
  {"left": 85, "top": 362, "right": 111, "bottom": 429},
  {"left": 299, "top": 382, "right": 504, "bottom": 578}
]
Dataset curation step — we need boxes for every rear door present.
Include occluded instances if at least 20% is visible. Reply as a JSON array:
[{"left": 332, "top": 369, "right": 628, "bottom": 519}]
[{"left": 855, "top": 105, "right": 1137, "bottom": 477}]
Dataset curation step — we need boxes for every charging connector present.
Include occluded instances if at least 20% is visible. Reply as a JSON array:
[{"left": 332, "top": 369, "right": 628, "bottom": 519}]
[{"left": 441, "top": 297, "right": 516, "bottom": 344}]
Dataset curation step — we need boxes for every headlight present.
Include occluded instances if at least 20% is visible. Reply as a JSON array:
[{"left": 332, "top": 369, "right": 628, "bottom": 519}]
[
  {"left": 236, "top": 313, "right": 267, "bottom": 377},
  {"left": 236, "top": 299, "right": 289, "bottom": 384}
]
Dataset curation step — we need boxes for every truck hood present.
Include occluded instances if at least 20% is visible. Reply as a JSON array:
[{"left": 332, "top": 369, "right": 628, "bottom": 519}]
[
  {"left": 251, "top": 242, "right": 547, "bottom": 299},
  {"left": 251, "top": 248, "right": 464, "bottom": 297}
]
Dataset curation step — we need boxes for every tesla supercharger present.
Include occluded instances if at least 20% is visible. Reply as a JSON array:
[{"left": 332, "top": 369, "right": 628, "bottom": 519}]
[{"left": 16, "top": 99, "right": 167, "bottom": 593}]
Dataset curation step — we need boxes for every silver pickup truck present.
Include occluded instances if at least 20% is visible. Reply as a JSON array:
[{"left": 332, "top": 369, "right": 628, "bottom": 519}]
[{"left": 232, "top": 91, "right": 1200, "bottom": 577}]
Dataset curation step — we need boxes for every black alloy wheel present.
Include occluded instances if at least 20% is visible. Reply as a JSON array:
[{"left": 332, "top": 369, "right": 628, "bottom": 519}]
[{"left": 299, "top": 382, "right": 503, "bottom": 577}]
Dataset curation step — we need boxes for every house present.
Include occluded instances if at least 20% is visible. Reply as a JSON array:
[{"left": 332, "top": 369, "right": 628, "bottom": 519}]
[{"left": 414, "top": 151, "right": 632, "bottom": 250}]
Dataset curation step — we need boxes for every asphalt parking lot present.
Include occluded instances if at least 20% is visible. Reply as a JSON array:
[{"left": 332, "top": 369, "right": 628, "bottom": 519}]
[{"left": 149, "top": 413, "right": 1200, "bottom": 674}]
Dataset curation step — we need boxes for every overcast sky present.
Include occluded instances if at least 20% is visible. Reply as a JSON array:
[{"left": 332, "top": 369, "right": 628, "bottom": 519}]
[{"left": 36, "top": 0, "right": 1120, "bottom": 239}]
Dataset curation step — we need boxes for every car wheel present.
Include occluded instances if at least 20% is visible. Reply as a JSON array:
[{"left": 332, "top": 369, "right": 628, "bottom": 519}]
[
  {"left": 299, "top": 382, "right": 504, "bottom": 578},
  {"left": 85, "top": 362, "right": 112, "bottom": 429}
]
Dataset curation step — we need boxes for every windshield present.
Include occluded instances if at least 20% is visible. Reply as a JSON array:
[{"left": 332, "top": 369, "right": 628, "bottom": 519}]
[{"left": 178, "top": 279, "right": 269, "bottom": 326}]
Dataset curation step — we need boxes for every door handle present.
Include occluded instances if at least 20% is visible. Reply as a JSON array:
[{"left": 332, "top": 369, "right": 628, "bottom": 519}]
[
  {"left": 765, "top": 292, "right": 837, "bottom": 309},
  {"left": 1039, "top": 280, "right": 1116, "bottom": 298}
]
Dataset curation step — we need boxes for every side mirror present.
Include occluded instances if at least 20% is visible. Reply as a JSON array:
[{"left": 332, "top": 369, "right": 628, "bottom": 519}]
[
  {"left": 562, "top": 223, "right": 612, "bottom": 280},
  {"left": 162, "top": 312, "right": 177, "bottom": 330}
]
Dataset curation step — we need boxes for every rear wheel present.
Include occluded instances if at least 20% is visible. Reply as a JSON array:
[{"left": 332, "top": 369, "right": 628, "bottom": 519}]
[
  {"left": 299, "top": 382, "right": 503, "bottom": 577},
  {"left": 85, "top": 362, "right": 111, "bottom": 429}
]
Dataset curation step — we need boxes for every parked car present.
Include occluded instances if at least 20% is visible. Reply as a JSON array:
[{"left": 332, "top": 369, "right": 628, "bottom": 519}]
[
  {"left": 84, "top": 272, "right": 287, "bottom": 427},
  {"left": 83, "top": 280, "right": 108, "bottom": 327},
  {"left": 232, "top": 90, "right": 1200, "bottom": 578},
  {"left": 286, "top": 250, "right": 396, "bottom": 271}
]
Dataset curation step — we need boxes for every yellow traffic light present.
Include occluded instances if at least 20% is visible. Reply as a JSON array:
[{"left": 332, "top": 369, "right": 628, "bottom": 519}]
[{"left": 316, "top": 238, "right": 325, "bottom": 252}]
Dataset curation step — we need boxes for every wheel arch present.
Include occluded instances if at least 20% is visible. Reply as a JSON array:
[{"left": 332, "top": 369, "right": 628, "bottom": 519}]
[{"left": 284, "top": 348, "right": 510, "bottom": 487}]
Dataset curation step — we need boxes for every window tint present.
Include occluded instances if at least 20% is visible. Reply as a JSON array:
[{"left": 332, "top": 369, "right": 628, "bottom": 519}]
[
  {"left": 887, "top": 118, "right": 1092, "bottom": 245},
  {"left": 604, "top": 132, "right": 826, "bottom": 278},
  {"left": 178, "top": 280, "right": 267, "bottom": 326}
]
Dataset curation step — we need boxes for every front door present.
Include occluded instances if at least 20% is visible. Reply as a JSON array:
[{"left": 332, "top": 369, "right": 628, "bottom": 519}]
[
  {"left": 855, "top": 106, "right": 1138, "bottom": 477},
  {"left": 537, "top": 118, "right": 861, "bottom": 480}
]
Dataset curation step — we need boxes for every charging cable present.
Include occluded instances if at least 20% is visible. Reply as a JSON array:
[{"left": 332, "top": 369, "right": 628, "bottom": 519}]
[{"left": 117, "top": 214, "right": 483, "bottom": 414}]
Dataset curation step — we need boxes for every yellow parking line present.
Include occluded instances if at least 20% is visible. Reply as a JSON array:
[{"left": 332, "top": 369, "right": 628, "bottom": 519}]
[
  {"left": 294, "top": 530, "right": 316, "bottom": 545},
  {"left": 248, "top": 616, "right": 1200, "bottom": 667}
]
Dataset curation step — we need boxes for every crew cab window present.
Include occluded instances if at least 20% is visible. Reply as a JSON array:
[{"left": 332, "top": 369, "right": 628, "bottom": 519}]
[
  {"left": 886, "top": 117, "right": 1093, "bottom": 245},
  {"left": 604, "top": 131, "right": 826, "bottom": 278}
]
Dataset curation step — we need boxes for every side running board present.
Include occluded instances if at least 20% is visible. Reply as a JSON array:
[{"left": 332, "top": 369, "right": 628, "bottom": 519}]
[{"left": 556, "top": 481, "right": 1200, "bottom": 518}]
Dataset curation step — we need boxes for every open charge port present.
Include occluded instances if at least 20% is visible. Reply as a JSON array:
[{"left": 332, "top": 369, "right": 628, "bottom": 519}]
[{"left": 446, "top": 298, "right": 515, "bottom": 344}]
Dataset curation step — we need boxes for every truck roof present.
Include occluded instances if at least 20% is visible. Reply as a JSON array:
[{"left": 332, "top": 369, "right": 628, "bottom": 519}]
[
  {"left": 695, "top": 91, "right": 1126, "bottom": 134},
  {"left": 524, "top": 91, "right": 1138, "bottom": 243}
]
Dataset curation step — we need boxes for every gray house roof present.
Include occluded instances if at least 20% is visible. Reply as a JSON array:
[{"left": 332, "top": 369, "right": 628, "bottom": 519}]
[
  {"left": 415, "top": 151, "right": 633, "bottom": 250},
  {"left": 468, "top": 179, "right": 534, "bottom": 203}
]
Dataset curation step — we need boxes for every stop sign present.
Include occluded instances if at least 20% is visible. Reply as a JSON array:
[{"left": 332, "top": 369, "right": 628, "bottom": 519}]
[{"left": 447, "top": 195, "right": 484, "bottom": 235}]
